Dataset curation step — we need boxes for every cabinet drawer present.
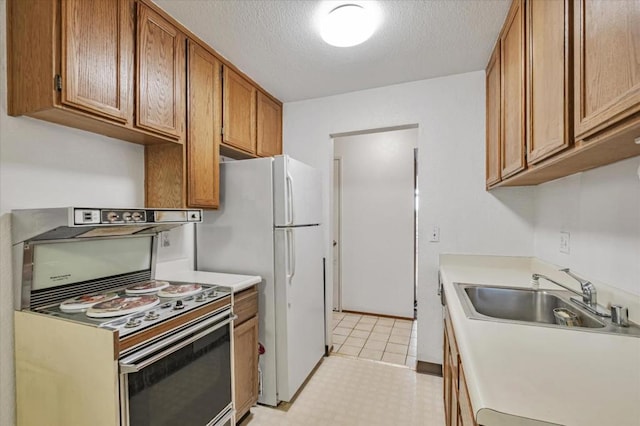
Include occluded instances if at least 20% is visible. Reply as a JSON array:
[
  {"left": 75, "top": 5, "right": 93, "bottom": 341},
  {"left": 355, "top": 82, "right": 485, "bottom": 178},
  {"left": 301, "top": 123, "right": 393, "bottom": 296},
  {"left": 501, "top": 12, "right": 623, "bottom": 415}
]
[{"left": 234, "top": 286, "right": 258, "bottom": 326}]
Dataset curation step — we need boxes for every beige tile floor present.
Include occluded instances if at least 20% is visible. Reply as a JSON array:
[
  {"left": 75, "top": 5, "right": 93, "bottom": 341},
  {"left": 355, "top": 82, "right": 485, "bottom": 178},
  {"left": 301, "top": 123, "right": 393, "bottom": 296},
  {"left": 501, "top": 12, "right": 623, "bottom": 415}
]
[
  {"left": 331, "top": 312, "right": 417, "bottom": 368},
  {"left": 239, "top": 355, "right": 445, "bottom": 426}
]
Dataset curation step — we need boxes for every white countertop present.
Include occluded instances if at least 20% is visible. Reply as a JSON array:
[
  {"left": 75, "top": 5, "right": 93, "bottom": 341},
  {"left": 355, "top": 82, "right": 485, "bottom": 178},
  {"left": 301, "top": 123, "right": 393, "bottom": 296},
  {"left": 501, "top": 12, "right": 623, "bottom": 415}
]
[
  {"left": 439, "top": 254, "right": 640, "bottom": 426},
  {"left": 155, "top": 259, "right": 261, "bottom": 293}
]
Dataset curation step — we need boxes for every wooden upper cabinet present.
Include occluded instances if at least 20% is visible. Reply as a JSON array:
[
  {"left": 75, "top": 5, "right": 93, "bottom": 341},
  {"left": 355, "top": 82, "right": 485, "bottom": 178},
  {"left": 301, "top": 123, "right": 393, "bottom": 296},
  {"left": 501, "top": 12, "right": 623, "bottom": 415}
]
[
  {"left": 186, "top": 41, "right": 221, "bottom": 209},
  {"left": 136, "top": 3, "right": 186, "bottom": 140},
  {"left": 7, "top": 0, "right": 138, "bottom": 127},
  {"left": 574, "top": 0, "right": 640, "bottom": 140},
  {"left": 60, "top": 0, "right": 132, "bottom": 123},
  {"left": 223, "top": 67, "right": 257, "bottom": 153},
  {"left": 500, "top": 0, "right": 526, "bottom": 179},
  {"left": 527, "top": 0, "right": 572, "bottom": 164},
  {"left": 486, "top": 41, "right": 501, "bottom": 188},
  {"left": 257, "top": 91, "right": 283, "bottom": 157}
]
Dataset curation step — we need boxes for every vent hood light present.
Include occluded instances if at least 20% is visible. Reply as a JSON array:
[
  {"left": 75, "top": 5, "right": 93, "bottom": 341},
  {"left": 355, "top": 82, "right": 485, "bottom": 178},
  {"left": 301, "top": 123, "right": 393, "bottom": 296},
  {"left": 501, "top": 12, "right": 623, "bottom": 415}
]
[{"left": 321, "top": 4, "right": 377, "bottom": 47}]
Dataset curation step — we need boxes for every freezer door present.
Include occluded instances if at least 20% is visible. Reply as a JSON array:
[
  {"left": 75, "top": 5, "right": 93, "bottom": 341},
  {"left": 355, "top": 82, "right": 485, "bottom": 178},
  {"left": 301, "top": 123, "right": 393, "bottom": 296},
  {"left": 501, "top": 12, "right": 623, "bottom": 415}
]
[
  {"left": 273, "top": 156, "right": 322, "bottom": 226},
  {"left": 274, "top": 226, "right": 325, "bottom": 401}
]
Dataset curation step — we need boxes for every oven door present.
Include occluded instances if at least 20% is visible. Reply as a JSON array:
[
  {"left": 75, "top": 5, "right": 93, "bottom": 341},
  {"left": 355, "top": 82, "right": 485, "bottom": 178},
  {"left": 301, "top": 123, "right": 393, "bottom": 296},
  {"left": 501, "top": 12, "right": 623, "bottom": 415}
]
[{"left": 119, "top": 308, "right": 235, "bottom": 426}]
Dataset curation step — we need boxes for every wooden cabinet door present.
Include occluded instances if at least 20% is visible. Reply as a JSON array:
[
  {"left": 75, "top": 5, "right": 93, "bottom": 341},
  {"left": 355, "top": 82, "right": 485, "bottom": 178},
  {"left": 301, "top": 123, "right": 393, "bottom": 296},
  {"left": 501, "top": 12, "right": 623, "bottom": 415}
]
[
  {"left": 223, "top": 67, "right": 257, "bottom": 153},
  {"left": 458, "top": 365, "right": 477, "bottom": 426},
  {"left": 60, "top": 0, "right": 133, "bottom": 122},
  {"left": 234, "top": 316, "right": 259, "bottom": 421},
  {"left": 574, "top": 0, "right": 640, "bottom": 139},
  {"left": 500, "top": 0, "right": 526, "bottom": 178},
  {"left": 187, "top": 41, "right": 221, "bottom": 209},
  {"left": 257, "top": 91, "right": 282, "bottom": 157},
  {"left": 486, "top": 41, "right": 501, "bottom": 187},
  {"left": 443, "top": 327, "right": 452, "bottom": 425},
  {"left": 450, "top": 369, "right": 459, "bottom": 426},
  {"left": 136, "top": 3, "right": 185, "bottom": 140},
  {"left": 527, "top": 0, "right": 572, "bottom": 164}
]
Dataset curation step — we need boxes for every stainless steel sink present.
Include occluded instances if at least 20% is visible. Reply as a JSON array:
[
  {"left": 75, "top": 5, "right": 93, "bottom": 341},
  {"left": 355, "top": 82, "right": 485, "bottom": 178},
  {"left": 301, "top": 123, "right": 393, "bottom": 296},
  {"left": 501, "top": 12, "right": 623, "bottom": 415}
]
[{"left": 454, "top": 283, "right": 640, "bottom": 337}]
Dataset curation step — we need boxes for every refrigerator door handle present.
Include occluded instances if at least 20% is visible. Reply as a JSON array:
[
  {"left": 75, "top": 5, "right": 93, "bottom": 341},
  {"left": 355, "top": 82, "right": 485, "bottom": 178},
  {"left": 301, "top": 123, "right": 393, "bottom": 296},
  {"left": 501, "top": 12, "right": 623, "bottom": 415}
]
[
  {"left": 290, "top": 228, "right": 296, "bottom": 280},
  {"left": 286, "top": 228, "right": 296, "bottom": 282},
  {"left": 286, "top": 172, "right": 294, "bottom": 226}
]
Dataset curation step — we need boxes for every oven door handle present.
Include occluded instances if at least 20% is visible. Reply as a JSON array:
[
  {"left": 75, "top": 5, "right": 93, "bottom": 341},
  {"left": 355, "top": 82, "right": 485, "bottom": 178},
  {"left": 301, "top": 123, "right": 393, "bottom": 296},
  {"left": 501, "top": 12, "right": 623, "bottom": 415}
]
[{"left": 119, "top": 310, "right": 237, "bottom": 374}]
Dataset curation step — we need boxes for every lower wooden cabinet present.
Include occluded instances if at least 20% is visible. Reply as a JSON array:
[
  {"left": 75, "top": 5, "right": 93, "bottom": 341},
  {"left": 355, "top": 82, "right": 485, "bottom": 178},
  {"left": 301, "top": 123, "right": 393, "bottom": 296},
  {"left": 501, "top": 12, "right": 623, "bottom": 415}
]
[
  {"left": 444, "top": 306, "right": 476, "bottom": 426},
  {"left": 233, "top": 286, "right": 259, "bottom": 422}
]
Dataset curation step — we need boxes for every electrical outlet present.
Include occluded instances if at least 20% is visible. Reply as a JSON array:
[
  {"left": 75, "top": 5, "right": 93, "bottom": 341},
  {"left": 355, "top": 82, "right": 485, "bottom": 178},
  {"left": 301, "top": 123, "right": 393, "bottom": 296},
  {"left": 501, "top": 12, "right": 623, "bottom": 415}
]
[
  {"left": 559, "top": 231, "right": 570, "bottom": 254},
  {"left": 430, "top": 226, "right": 440, "bottom": 243},
  {"left": 161, "top": 232, "right": 171, "bottom": 248}
]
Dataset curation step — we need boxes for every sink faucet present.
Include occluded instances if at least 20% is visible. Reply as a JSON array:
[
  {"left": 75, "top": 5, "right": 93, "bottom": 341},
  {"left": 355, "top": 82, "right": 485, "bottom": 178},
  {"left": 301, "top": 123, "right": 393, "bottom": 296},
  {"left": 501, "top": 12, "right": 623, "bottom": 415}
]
[
  {"left": 531, "top": 269, "right": 608, "bottom": 317},
  {"left": 559, "top": 268, "right": 597, "bottom": 307}
]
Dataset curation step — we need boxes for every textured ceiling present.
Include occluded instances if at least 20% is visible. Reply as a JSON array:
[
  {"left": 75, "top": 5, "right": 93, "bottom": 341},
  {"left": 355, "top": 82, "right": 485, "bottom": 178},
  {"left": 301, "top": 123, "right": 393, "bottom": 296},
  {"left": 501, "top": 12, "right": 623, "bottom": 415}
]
[{"left": 154, "top": 0, "right": 511, "bottom": 102}]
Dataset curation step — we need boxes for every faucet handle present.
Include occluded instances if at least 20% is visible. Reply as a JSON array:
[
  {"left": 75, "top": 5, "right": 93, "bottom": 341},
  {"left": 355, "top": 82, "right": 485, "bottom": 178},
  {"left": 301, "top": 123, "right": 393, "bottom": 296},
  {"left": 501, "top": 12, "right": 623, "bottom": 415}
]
[
  {"left": 560, "top": 268, "right": 597, "bottom": 306},
  {"left": 560, "top": 268, "right": 581, "bottom": 281},
  {"left": 560, "top": 268, "right": 590, "bottom": 287}
]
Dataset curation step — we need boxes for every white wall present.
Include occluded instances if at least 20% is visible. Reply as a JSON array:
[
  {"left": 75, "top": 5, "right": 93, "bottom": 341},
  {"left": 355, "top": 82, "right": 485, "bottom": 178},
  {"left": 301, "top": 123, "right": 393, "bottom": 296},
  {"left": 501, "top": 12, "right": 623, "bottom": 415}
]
[
  {"left": 534, "top": 157, "right": 640, "bottom": 296},
  {"left": 283, "top": 71, "right": 536, "bottom": 364},
  {"left": 334, "top": 128, "right": 417, "bottom": 318},
  {"left": 0, "top": 2, "right": 145, "bottom": 424}
]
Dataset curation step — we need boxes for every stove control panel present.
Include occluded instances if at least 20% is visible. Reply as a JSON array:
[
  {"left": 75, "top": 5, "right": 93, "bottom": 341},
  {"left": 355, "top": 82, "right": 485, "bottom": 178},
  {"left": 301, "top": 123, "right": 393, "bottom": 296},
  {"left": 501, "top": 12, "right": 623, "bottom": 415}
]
[
  {"left": 74, "top": 209, "right": 147, "bottom": 224},
  {"left": 72, "top": 208, "right": 203, "bottom": 225}
]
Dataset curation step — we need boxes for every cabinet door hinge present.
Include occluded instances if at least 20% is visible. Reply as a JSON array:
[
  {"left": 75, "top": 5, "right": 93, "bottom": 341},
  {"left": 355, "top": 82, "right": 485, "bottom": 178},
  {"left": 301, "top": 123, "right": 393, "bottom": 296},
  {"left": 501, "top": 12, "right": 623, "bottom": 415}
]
[{"left": 54, "top": 75, "right": 62, "bottom": 92}]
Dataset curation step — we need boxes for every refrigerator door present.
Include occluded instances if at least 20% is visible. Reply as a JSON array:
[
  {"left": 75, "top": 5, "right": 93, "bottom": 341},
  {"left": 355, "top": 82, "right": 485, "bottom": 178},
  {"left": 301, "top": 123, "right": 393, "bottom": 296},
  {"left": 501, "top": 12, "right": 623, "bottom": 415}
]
[
  {"left": 274, "top": 225, "right": 325, "bottom": 401},
  {"left": 273, "top": 156, "right": 322, "bottom": 227}
]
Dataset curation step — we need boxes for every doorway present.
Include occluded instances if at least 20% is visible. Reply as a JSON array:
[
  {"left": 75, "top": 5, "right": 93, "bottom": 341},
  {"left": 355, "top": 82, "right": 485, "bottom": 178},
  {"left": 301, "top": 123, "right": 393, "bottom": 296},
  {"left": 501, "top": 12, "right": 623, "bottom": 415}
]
[
  {"left": 333, "top": 157, "right": 342, "bottom": 312},
  {"left": 331, "top": 126, "right": 419, "bottom": 319}
]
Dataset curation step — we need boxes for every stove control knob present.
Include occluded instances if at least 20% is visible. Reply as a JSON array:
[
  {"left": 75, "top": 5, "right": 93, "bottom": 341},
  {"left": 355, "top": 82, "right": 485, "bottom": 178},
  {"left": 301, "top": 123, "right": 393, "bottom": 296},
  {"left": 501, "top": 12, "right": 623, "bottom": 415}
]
[
  {"left": 144, "top": 310, "right": 159, "bottom": 320},
  {"left": 174, "top": 300, "right": 185, "bottom": 310},
  {"left": 106, "top": 212, "right": 119, "bottom": 223},
  {"left": 125, "top": 318, "right": 142, "bottom": 328}
]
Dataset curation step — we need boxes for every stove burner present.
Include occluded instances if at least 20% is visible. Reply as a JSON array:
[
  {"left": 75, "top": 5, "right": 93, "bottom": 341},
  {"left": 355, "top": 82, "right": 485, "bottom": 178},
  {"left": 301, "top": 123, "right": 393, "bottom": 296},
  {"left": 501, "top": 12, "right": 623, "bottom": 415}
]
[
  {"left": 125, "top": 280, "right": 170, "bottom": 295},
  {"left": 158, "top": 284, "right": 202, "bottom": 298},
  {"left": 59, "top": 292, "right": 119, "bottom": 313},
  {"left": 87, "top": 295, "right": 160, "bottom": 318}
]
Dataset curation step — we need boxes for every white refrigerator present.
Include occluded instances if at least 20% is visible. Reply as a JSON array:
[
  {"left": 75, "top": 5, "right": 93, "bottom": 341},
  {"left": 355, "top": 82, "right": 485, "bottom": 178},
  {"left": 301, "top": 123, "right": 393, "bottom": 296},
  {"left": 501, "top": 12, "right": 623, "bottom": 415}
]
[{"left": 196, "top": 155, "right": 325, "bottom": 406}]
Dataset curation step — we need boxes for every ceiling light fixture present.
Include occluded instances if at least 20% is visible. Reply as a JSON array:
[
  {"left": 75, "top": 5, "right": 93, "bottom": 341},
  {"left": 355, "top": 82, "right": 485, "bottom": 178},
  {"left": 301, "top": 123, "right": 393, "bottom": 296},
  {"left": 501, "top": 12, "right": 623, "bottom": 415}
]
[{"left": 321, "top": 3, "right": 377, "bottom": 47}]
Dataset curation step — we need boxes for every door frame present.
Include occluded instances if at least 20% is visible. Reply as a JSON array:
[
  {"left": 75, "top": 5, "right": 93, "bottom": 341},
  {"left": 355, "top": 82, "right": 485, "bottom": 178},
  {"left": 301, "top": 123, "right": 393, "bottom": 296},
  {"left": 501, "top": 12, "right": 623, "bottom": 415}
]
[{"left": 332, "top": 156, "right": 342, "bottom": 312}]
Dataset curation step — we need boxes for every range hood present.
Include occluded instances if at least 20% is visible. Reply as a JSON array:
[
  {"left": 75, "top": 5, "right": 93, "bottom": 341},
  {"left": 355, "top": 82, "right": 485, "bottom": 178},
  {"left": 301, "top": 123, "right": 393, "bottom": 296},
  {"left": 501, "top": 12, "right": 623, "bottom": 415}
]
[{"left": 11, "top": 207, "right": 203, "bottom": 244}]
